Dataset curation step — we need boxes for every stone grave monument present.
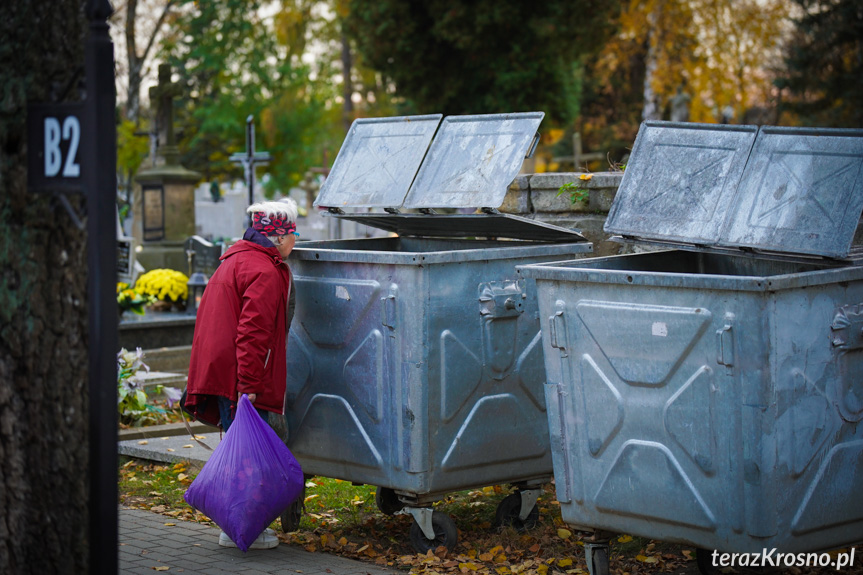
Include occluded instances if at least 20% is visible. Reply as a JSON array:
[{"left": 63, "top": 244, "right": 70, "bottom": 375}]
[{"left": 132, "top": 63, "right": 201, "bottom": 272}]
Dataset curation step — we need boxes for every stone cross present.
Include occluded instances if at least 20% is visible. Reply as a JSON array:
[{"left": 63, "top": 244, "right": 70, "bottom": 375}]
[
  {"left": 148, "top": 63, "right": 183, "bottom": 164},
  {"left": 230, "top": 115, "right": 271, "bottom": 226}
]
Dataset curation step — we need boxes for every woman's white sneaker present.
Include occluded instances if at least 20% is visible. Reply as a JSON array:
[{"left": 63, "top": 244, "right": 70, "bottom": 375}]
[{"left": 218, "top": 530, "right": 279, "bottom": 549}]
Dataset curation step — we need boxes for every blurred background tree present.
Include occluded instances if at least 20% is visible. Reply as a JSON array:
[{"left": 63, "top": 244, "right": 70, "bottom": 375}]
[
  {"left": 113, "top": 0, "right": 179, "bottom": 215},
  {"left": 343, "top": 0, "right": 619, "bottom": 127},
  {"left": 577, "top": 0, "right": 790, "bottom": 169},
  {"left": 107, "top": 0, "right": 863, "bottom": 199},
  {"left": 776, "top": 0, "right": 863, "bottom": 128},
  {"left": 158, "top": 0, "right": 340, "bottom": 196}
]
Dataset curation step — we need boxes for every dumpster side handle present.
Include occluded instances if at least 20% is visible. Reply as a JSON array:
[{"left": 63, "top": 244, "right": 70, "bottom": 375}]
[
  {"left": 526, "top": 132, "right": 541, "bottom": 159},
  {"left": 716, "top": 320, "right": 734, "bottom": 374},
  {"left": 381, "top": 289, "right": 397, "bottom": 330},
  {"left": 550, "top": 308, "right": 568, "bottom": 357}
]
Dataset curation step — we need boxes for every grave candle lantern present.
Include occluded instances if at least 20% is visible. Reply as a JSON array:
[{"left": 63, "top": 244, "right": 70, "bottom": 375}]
[{"left": 187, "top": 271, "right": 208, "bottom": 314}]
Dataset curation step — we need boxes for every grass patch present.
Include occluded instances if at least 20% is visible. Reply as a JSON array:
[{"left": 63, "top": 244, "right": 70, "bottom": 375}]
[{"left": 119, "top": 458, "right": 862, "bottom": 575}]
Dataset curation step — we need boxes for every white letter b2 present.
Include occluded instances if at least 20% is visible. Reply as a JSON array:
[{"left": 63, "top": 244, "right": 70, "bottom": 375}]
[{"left": 44, "top": 117, "right": 61, "bottom": 177}]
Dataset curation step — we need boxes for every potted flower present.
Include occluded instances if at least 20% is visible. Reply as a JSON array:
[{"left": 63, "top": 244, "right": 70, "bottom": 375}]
[
  {"left": 117, "top": 282, "right": 154, "bottom": 316},
  {"left": 117, "top": 347, "right": 182, "bottom": 427},
  {"left": 134, "top": 269, "right": 189, "bottom": 312}
]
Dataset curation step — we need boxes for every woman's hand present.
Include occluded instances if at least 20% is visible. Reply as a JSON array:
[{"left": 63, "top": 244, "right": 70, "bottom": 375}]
[{"left": 247, "top": 393, "right": 257, "bottom": 404}]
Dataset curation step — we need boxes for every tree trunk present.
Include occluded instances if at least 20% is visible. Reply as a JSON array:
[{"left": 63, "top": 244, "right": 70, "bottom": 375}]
[
  {"left": 126, "top": 0, "right": 142, "bottom": 123},
  {"left": 124, "top": 0, "right": 175, "bottom": 125},
  {"left": 0, "top": 0, "right": 90, "bottom": 572},
  {"left": 341, "top": 29, "right": 354, "bottom": 133},
  {"left": 642, "top": 1, "right": 662, "bottom": 121}
]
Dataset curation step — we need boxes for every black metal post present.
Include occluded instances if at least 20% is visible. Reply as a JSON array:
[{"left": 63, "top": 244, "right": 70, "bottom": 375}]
[{"left": 84, "top": 1, "right": 118, "bottom": 573}]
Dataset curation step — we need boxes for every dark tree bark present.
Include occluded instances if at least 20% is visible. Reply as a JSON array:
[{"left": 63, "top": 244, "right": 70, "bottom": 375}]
[{"left": 0, "top": 1, "right": 91, "bottom": 572}]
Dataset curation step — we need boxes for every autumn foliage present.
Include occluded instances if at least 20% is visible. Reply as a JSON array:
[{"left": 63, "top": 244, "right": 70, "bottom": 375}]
[{"left": 579, "top": 0, "right": 791, "bottom": 161}]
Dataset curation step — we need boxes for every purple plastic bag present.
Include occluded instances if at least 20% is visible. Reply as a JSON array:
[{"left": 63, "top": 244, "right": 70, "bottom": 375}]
[{"left": 184, "top": 394, "right": 303, "bottom": 552}]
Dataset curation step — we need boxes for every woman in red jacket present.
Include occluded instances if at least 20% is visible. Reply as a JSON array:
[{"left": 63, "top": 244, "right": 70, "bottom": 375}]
[{"left": 185, "top": 198, "right": 298, "bottom": 550}]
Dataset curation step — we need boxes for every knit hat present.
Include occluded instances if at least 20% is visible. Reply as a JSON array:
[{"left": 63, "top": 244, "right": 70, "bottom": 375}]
[{"left": 247, "top": 199, "right": 299, "bottom": 236}]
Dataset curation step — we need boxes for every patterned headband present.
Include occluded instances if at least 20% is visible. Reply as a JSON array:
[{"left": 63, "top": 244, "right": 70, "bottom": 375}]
[{"left": 251, "top": 212, "right": 297, "bottom": 236}]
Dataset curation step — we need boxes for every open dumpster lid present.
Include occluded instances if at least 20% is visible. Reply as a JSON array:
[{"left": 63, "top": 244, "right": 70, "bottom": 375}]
[
  {"left": 606, "top": 122, "right": 863, "bottom": 260},
  {"left": 316, "top": 112, "right": 587, "bottom": 242},
  {"left": 403, "top": 112, "right": 545, "bottom": 209},
  {"left": 314, "top": 114, "right": 442, "bottom": 209},
  {"left": 316, "top": 112, "right": 545, "bottom": 211},
  {"left": 334, "top": 212, "right": 588, "bottom": 242},
  {"left": 720, "top": 126, "right": 863, "bottom": 259},
  {"left": 605, "top": 122, "right": 758, "bottom": 247}
]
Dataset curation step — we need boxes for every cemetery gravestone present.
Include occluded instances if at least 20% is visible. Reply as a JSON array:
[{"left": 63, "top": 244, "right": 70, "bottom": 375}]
[{"left": 133, "top": 63, "right": 201, "bottom": 272}]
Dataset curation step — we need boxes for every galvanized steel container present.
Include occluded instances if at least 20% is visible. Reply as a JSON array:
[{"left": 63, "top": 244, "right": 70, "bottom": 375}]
[
  {"left": 282, "top": 114, "right": 592, "bottom": 550},
  {"left": 519, "top": 123, "right": 863, "bottom": 563}
]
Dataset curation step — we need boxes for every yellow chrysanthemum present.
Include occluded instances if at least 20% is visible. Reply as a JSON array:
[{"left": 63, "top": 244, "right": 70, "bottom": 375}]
[{"left": 134, "top": 269, "right": 189, "bottom": 302}]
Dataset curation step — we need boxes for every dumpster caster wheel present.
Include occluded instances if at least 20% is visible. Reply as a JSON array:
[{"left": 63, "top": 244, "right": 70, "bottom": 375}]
[
  {"left": 281, "top": 482, "right": 305, "bottom": 532},
  {"left": 280, "top": 498, "right": 303, "bottom": 532},
  {"left": 695, "top": 548, "right": 720, "bottom": 575},
  {"left": 375, "top": 487, "right": 404, "bottom": 516},
  {"left": 494, "top": 493, "right": 539, "bottom": 530},
  {"left": 585, "top": 542, "right": 609, "bottom": 575},
  {"left": 409, "top": 511, "right": 458, "bottom": 553}
]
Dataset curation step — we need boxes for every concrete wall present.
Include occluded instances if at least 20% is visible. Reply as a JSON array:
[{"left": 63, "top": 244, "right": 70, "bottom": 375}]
[{"left": 502, "top": 172, "right": 626, "bottom": 257}]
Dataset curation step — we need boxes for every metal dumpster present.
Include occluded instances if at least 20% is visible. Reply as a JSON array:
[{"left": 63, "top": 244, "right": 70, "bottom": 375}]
[
  {"left": 518, "top": 122, "right": 863, "bottom": 574},
  {"left": 281, "top": 113, "right": 593, "bottom": 551}
]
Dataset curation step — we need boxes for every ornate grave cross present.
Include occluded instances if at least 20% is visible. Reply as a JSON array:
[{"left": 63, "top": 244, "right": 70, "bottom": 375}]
[{"left": 230, "top": 115, "right": 271, "bottom": 226}]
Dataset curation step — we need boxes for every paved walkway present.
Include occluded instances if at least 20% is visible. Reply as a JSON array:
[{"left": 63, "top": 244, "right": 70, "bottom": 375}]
[
  {"left": 119, "top": 507, "right": 403, "bottom": 575},
  {"left": 119, "top": 424, "right": 404, "bottom": 575}
]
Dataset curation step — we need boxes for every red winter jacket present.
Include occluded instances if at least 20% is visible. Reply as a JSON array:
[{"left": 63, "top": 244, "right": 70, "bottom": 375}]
[{"left": 185, "top": 231, "right": 292, "bottom": 422}]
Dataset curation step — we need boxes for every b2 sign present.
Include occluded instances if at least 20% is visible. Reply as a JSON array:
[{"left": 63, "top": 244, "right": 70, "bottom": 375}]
[{"left": 27, "top": 103, "right": 86, "bottom": 192}]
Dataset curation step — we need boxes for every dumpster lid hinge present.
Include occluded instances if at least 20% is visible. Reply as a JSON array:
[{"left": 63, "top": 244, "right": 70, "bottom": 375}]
[
  {"left": 326, "top": 207, "right": 345, "bottom": 215},
  {"left": 612, "top": 235, "right": 855, "bottom": 264},
  {"left": 481, "top": 207, "right": 500, "bottom": 215},
  {"left": 384, "top": 207, "right": 401, "bottom": 214}
]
